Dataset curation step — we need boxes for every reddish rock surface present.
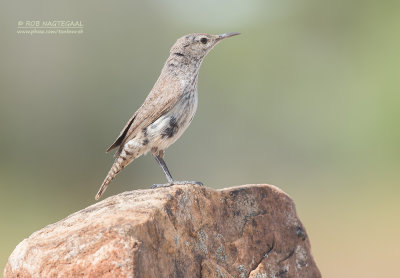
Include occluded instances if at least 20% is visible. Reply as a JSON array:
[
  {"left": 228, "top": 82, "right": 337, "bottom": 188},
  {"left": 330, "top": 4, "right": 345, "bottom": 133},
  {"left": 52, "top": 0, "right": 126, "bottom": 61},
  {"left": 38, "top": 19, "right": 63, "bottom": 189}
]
[{"left": 4, "top": 184, "right": 321, "bottom": 277}]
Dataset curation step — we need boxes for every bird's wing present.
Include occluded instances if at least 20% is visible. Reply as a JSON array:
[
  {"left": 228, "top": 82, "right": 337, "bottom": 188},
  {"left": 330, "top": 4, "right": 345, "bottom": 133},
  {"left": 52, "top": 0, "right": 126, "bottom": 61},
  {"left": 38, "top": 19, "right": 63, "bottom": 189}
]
[
  {"left": 105, "top": 113, "right": 137, "bottom": 153},
  {"left": 106, "top": 76, "right": 181, "bottom": 153}
]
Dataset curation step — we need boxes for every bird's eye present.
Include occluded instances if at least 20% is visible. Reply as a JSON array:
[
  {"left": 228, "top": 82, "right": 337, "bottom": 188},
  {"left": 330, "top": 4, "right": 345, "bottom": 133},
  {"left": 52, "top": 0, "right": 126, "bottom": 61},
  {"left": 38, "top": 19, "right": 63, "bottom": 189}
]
[{"left": 200, "top": 37, "right": 208, "bottom": 44}]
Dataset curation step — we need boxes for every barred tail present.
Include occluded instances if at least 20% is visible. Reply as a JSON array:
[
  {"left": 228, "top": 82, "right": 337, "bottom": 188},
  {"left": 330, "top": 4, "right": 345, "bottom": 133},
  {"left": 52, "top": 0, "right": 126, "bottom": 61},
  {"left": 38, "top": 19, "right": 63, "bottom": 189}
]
[{"left": 95, "top": 159, "right": 124, "bottom": 200}]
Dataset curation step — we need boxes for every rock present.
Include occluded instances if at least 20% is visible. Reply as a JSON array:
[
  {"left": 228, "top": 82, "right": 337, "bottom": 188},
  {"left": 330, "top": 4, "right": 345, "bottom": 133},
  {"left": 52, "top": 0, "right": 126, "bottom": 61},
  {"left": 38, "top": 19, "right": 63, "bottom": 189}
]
[{"left": 4, "top": 184, "right": 321, "bottom": 278}]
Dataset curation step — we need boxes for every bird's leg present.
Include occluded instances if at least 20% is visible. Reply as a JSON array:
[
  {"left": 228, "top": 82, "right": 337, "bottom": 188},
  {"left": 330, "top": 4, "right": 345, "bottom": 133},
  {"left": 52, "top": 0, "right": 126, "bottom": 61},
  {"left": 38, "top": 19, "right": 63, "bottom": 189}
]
[
  {"left": 151, "top": 150, "right": 203, "bottom": 189},
  {"left": 153, "top": 150, "right": 174, "bottom": 184}
]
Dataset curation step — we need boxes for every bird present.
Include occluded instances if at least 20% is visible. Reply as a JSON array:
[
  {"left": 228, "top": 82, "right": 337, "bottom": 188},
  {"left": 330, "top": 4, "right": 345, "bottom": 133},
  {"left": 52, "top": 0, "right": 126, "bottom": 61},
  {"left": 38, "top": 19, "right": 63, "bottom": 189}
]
[{"left": 95, "top": 32, "right": 240, "bottom": 200}]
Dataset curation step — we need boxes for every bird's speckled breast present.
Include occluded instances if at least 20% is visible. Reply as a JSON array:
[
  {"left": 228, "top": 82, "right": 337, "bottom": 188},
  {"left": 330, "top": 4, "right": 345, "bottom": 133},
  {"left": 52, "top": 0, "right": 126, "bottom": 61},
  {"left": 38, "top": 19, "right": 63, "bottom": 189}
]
[
  {"left": 146, "top": 85, "right": 198, "bottom": 151},
  {"left": 121, "top": 77, "right": 199, "bottom": 159}
]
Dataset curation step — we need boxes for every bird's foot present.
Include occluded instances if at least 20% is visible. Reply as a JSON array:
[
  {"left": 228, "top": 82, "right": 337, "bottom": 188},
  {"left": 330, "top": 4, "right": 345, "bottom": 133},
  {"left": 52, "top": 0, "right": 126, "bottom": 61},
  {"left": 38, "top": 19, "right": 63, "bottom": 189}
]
[
  {"left": 151, "top": 180, "right": 203, "bottom": 189},
  {"left": 173, "top": 180, "right": 203, "bottom": 186},
  {"left": 151, "top": 182, "right": 173, "bottom": 189}
]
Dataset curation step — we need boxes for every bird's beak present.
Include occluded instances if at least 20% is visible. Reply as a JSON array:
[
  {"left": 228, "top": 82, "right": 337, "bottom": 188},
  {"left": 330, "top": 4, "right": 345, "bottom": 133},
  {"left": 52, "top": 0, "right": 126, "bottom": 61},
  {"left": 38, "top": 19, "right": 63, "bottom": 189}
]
[{"left": 216, "top": 32, "right": 241, "bottom": 41}]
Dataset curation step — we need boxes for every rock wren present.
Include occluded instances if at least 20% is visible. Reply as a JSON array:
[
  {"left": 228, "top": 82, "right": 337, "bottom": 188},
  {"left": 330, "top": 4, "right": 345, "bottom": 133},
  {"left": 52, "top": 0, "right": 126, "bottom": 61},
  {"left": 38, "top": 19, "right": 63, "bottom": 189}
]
[{"left": 95, "top": 32, "right": 240, "bottom": 200}]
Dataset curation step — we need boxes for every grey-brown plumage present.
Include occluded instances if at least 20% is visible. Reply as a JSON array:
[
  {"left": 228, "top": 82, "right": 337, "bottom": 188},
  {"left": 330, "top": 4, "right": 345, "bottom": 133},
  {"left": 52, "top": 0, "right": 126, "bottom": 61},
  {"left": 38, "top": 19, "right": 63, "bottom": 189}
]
[{"left": 95, "top": 32, "right": 240, "bottom": 200}]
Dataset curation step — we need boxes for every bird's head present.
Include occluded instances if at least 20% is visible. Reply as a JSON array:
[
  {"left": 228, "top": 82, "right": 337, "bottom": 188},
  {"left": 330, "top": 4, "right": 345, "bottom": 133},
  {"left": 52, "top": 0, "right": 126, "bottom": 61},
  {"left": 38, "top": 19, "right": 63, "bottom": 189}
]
[{"left": 169, "top": 32, "right": 240, "bottom": 60}]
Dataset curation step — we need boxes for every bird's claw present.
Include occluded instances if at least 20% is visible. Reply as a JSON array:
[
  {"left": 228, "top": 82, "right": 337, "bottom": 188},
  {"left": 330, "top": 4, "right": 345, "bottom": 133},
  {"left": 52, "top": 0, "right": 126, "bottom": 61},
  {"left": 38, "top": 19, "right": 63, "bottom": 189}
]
[
  {"left": 151, "top": 180, "right": 203, "bottom": 189},
  {"left": 151, "top": 183, "right": 173, "bottom": 189}
]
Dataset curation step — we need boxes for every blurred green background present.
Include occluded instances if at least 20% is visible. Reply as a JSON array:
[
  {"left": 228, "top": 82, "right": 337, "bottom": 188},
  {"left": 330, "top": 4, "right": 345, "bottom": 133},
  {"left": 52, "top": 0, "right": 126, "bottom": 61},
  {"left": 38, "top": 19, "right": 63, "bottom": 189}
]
[{"left": 1, "top": 0, "right": 399, "bottom": 277}]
